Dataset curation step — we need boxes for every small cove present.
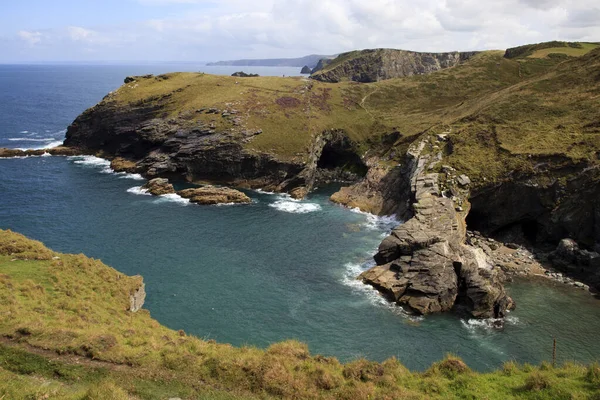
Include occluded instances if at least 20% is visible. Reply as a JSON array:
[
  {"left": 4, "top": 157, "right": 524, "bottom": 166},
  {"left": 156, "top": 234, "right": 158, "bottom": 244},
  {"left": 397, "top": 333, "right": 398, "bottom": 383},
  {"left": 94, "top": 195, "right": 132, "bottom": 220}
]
[{"left": 0, "top": 64, "right": 599, "bottom": 371}]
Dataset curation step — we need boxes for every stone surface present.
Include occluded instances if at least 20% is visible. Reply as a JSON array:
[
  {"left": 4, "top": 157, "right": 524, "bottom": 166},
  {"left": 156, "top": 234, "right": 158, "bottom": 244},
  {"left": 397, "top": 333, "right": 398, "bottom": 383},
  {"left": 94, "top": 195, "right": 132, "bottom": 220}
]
[
  {"left": 311, "top": 49, "right": 478, "bottom": 83},
  {"left": 360, "top": 139, "right": 514, "bottom": 318},
  {"left": 129, "top": 282, "right": 146, "bottom": 312},
  {"left": 177, "top": 186, "right": 251, "bottom": 205},
  {"left": 142, "top": 178, "right": 175, "bottom": 196},
  {"left": 110, "top": 157, "right": 139, "bottom": 173}
]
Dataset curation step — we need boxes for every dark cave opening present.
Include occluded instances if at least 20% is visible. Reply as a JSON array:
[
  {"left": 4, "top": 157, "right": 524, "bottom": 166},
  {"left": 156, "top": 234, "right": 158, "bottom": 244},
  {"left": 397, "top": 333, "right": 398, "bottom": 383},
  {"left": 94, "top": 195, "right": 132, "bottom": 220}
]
[
  {"left": 317, "top": 140, "right": 368, "bottom": 177},
  {"left": 466, "top": 210, "right": 541, "bottom": 245}
]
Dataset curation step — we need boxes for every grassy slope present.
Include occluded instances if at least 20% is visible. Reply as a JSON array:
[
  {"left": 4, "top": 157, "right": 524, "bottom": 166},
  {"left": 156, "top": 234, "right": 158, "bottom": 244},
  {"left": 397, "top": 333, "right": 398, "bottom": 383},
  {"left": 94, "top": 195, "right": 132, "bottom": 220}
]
[
  {"left": 2, "top": 229, "right": 600, "bottom": 399},
  {"left": 106, "top": 43, "right": 599, "bottom": 188}
]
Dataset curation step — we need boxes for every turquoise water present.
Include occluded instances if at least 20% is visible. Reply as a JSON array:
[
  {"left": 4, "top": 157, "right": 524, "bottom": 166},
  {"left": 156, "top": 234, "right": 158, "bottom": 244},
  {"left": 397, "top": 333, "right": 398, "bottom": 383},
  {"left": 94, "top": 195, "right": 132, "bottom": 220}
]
[{"left": 0, "top": 65, "right": 599, "bottom": 371}]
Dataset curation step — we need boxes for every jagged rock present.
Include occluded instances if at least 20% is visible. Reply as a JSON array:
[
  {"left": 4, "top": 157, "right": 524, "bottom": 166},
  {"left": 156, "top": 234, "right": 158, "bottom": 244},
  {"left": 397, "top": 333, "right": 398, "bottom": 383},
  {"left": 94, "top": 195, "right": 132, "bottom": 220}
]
[
  {"left": 549, "top": 238, "right": 600, "bottom": 289},
  {"left": 300, "top": 65, "right": 312, "bottom": 74},
  {"left": 289, "top": 186, "right": 308, "bottom": 199},
  {"left": 142, "top": 178, "right": 175, "bottom": 196},
  {"left": 457, "top": 175, "right": 471, "bottom": 187},
  {"left": 129, "top": 282, "right": 146, "bottom": 312},
  {"left": 177, "top": 186, "right": 251, "bottom": 205},
  {"left": 361, "top": 141, "right": 514, "bottom": 318}
]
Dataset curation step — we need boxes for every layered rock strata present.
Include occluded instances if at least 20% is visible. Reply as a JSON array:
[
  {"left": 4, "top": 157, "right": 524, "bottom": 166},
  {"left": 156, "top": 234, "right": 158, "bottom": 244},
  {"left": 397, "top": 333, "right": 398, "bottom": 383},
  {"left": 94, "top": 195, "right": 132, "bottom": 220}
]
[
  {"left": 358, "top": 140, "right": 514, "bottom": 318},
  {"left": 311, "top": 49, "right": 478, "bottom": 83}
]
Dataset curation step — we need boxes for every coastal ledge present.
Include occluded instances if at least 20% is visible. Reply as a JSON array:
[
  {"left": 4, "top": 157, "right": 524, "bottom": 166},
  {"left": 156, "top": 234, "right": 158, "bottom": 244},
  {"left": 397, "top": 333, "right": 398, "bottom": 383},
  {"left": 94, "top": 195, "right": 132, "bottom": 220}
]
[{"left": 0, "top": 146, "right": 83, "bottom": 158}]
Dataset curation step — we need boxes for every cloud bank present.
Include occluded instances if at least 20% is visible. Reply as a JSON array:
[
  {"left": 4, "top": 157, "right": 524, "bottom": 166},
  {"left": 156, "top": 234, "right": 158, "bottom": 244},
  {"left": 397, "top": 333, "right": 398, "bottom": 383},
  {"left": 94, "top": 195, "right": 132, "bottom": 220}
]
[{"left": 2, "top": 0, "right": 599, "bottom": 62}]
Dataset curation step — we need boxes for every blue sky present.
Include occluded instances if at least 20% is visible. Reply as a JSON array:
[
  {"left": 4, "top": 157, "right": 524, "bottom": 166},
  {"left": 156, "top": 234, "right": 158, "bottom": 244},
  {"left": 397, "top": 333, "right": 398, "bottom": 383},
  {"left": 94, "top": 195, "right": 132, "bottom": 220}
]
[{"left": 1, "top": 0, "right": 598, "bottom": 62}]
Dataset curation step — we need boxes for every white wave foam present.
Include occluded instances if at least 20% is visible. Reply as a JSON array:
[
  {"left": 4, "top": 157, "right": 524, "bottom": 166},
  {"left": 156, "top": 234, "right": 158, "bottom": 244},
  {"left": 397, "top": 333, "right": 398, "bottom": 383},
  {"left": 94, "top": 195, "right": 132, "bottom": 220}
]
[
  {"left": 154, "top": 193, "right": 190, "bottom": 205},
  {"left": 8, "top": 137, "right": 55, "bottom": 142},
  {"left": 460, "top": 314, "right": 520, "bottom": 333},
  {"left": 254, "top": 188, "right": 276, "bottom": 195},
  {"left": 349, "top": 207, "right": 400, "bottom": 232},
  {"left": 19, "top": 130, "right": 29, "bottom": 134},
  {"left": 118, "top": 173, "right": 145, "bottom": 181},
  {"left": 69, "top": 156, "right": 112, "bottom": 173},
  {"left": 126, "top": 186, "right": 151, "bottom": 196},
  {"left": 41, "top": 152, "right": 51, "bottom": 157},
  {"left": 269, "top": 199, "right": 321, "bottom": 214}
]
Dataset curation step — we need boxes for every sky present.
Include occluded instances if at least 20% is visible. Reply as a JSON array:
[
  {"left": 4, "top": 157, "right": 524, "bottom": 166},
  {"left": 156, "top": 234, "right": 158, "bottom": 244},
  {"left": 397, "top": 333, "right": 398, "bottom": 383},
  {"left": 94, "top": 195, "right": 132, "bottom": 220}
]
[{"left": 0, "top": 0, "right": 598, "bottom": 63}]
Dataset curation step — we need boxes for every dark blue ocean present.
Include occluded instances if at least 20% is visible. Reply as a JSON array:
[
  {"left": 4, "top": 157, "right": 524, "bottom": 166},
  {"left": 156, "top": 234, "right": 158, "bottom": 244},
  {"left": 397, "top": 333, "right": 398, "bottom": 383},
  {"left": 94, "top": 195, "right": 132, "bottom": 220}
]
[{"left": 0, "top": 64, "right": 599, "bottom": 371}]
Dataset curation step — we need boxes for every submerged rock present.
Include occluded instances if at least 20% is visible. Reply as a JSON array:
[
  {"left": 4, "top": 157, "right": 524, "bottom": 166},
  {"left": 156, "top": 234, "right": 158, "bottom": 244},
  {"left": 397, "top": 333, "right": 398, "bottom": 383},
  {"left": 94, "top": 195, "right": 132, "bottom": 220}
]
[
  {"left": 177, "top": 186, "right": 251, "bottom": 205},
  {"left": 0, "top": 146, "right": 81, "bottom": 158},
  {"left": 142, "top": 178, "right": 175, "bottom": 196}
]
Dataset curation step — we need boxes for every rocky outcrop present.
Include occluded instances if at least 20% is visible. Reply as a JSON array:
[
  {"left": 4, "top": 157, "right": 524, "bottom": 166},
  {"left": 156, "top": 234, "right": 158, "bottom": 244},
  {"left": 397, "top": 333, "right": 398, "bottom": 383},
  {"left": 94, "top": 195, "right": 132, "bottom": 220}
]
[
  {"left": 359, "top": 139, "right": 514, "bottom": 318},
  {"left": 231, "top": 72, "right": 259, "bottom": 78},
  {"left": 110, "top": 157, "right": 139, "bottom": 173},
  {"left": 63, "top": 98, "right": 312, "bottom": 195},
  {"left": 129, "top": 281, "right": 146, "bottom": 312},
  {"left": 311, "top": 49, "right": 478, "bottom": 83},
  {"left": 142, "top": 178, "right": 175, "bottom": 196},
  {"left": 178, "top": 186, "right": 251, "bottom": 205},
  {"left": 549, "top": 239, "right": 600, "bottom": 290},
  {"left": 300, "top": 66, "right": 312, "bottom": 74}
]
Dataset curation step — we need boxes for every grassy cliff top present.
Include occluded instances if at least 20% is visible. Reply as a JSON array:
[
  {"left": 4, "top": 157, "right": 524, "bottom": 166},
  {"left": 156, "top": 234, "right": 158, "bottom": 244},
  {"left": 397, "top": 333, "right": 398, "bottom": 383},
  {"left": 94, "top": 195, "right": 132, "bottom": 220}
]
[
  {"left": 2, "top": 229, "right": 600, "bottom": 399},
  {"left": 100, "top": 43, "right": 600, "bottom": 183}
]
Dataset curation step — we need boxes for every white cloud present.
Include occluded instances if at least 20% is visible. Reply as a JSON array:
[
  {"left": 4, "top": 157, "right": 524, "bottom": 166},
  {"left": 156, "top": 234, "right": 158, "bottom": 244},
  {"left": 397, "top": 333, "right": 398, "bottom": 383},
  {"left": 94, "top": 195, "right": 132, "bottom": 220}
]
[
  {"left": 17, "top": 30, "right": 42, "bottom": 46},
  {"left": 4, "top": 0, "right": 600, "bottom": 62}
]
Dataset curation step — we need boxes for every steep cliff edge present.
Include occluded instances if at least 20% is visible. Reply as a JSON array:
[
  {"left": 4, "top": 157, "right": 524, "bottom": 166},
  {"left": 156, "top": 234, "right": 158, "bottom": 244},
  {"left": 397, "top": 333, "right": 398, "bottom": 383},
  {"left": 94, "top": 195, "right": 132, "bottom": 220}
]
[{"left": 310, "top": 48, "right": 478, "bottom": 83}]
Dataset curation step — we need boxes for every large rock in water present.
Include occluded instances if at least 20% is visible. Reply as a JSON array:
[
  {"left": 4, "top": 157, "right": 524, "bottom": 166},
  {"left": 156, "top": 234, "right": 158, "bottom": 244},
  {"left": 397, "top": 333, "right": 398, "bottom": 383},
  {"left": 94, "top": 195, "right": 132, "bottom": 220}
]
[
  {"left": 142, "top": 178, "right": 175, "bottom": 196},
  {"left": 359, "top": 141, "right": 514, "bottom": 318},
  {"left": 177, "top": 186, "right": 251, "bottom": 205}
]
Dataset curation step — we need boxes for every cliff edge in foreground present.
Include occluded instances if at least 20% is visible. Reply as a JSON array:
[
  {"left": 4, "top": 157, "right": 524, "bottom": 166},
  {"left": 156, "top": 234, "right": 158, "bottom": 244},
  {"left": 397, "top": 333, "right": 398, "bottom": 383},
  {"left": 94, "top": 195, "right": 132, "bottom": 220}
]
[{"left": 1, "top": 229, "right": 599, "bottom": 399}]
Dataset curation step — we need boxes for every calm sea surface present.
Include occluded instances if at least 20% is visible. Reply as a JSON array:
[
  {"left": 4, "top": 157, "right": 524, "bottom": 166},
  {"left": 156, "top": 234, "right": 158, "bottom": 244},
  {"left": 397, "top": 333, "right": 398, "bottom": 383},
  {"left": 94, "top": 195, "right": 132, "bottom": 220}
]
[{"left": 0, "top": 64, "right": 599, "bottom": 371}]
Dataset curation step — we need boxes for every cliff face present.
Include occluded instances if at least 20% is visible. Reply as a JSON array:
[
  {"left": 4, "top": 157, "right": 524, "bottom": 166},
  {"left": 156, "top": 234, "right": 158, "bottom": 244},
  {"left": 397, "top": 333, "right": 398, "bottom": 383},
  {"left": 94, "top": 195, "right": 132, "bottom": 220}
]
[{"left": 311, "top": 49, "right": 478, "bottom": 83}]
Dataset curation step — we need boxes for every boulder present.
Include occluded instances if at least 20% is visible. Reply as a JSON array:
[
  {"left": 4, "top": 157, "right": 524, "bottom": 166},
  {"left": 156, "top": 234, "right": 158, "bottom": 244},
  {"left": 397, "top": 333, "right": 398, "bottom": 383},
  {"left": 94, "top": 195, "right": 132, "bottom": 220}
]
[
  {"left": 142, "top": 178, "right": 175, "bottom": 196},
  {"left": 177, "top": 186, "right": 251, "bottom": 205},
  {"left": 110, "top": 157, "right": 139, "bottom": 173}
]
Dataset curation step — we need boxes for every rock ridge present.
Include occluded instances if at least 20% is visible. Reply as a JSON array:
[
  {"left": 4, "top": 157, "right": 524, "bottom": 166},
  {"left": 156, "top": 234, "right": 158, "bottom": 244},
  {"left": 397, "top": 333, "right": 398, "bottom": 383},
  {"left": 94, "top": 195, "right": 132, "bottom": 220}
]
[
  {"left": 359, "top": 138, "right": 514, "bottom": 318},
  {"left": 311, "top": 49, "right": 478, "bottom": 83}
]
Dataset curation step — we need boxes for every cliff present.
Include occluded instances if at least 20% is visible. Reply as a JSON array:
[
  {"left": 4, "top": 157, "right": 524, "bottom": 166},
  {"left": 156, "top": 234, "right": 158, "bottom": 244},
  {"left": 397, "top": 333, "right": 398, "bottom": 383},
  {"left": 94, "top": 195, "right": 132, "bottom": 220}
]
[
  {"left": 59, "top": 43, "right": 600, "bottom": 318},
  {"left": 1, "top": 229, "right": 599, "bottom": 398},
  {"left": 310, "top": 48, "right": 478, "bottom": 83}
]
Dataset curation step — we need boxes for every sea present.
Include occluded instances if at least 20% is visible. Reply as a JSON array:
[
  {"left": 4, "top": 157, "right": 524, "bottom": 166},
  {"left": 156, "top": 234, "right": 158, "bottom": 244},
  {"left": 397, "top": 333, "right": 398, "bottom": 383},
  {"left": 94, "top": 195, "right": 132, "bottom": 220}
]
[{"left": 0, "top": 63, "right": 599, "bottom": 371}]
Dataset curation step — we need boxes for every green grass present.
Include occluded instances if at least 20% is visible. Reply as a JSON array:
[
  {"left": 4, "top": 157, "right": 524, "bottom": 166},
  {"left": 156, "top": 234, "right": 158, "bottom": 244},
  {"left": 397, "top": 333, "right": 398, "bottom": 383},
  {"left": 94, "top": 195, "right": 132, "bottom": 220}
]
[
  {"left": 100, "top": 43, "right": 600, "bottom": 186},
  {"left": 2, "top": 229, "right": 600, "bottom": 399},
  {"left": 528, "top": 42, "right": 599, "bottom": 58}
]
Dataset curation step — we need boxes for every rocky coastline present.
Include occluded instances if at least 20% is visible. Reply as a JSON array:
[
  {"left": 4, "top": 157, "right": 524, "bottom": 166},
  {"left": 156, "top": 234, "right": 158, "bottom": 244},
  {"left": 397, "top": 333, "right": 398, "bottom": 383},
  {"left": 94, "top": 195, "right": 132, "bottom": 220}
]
[{"left": 3, "top": 44, "right": 599, "bottom": 321}]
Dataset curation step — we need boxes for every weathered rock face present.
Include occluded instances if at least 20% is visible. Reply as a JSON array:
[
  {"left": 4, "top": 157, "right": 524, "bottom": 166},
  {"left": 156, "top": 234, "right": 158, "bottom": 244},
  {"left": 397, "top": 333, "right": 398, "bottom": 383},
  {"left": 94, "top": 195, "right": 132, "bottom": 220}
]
[
  {"left": 300, "top": 65, "right": 312, "bottom": 74},
  {"left": 178, "top": 186, "right": 251, "bottom": 205},
  {"left": 142, "top": 178, "right": 175, "bottom": 196},
  {"left": 359, "top": 140, "right": 514, "bottom": 318},
  {"left": 129, "top": 281, "right": 146, "bottom": 313},
  {"left": 549, "top": 239, "right": 600, "bottom": 290},
  {"left": 466, "top": 165, "right": 600, "bottom": 283},
  {"left": 311, "top": 49, "right": 478, "bottom": 83},
  {"left": 63, "top": 99, "right": 311, "bottom": 194}
]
